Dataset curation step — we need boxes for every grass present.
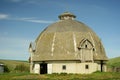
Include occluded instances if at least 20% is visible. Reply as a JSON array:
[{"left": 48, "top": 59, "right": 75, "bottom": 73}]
[
  {"left": 0, "top": 59, "right": 29, "bottom": 72},
  {"left": 107, "top": 56, "right": 120, "bottom": 67},
  {"left": 0, "top": 72, "right": 120, "bottom": 80}
]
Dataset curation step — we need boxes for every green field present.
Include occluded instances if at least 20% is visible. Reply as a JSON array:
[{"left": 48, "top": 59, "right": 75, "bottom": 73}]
[
  {"left": 107, "top": 56, "right": 120, "bottom": 67},
  {"left": 0, "top": 59, "right": 29, "bottom": 72},
  {"left": 0, "top": 72, "right": 120, "bottom": 80},
  {"left": 0, "top": 57, "right": 120, "bottom": 80}
]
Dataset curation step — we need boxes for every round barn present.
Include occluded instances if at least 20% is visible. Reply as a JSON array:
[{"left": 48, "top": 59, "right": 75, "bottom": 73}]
[{"left": 29, "top": 12, "right": 108, "bottom": 74}]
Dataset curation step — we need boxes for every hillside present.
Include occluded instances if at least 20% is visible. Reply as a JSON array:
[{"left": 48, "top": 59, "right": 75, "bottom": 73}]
[
  {"left": 0, "top": 57, "right": 120, "bottom": 72},
  {"left": 0, "top": 59, "right": 29, "bottom": 72},
  {"left": 107, "top": 56, "right": 120, "bottom": 67},
  {"left": 0, "top": 58, "right": 120, "bottom": 79}
]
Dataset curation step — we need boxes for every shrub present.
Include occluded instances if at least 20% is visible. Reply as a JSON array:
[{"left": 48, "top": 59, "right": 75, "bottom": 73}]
[
  {"left": 60, "top": 72, "right": 67, "bottom": 76},
  {"left": 14, "top": 64, "right": 29, "bottom": 72},
  {"left": 4, "top": 65, "right": 10, "bottom": 73}
]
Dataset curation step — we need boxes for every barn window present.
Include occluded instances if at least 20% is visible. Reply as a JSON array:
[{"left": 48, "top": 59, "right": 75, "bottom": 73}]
[
  {"left": 79, "top": 39, "right": 94, "bottom": 49},
  {"left": 93, "top": 48, "right": 95, "bottom": 51},
  {"left": 85, "top": 65, "right": 89, "bottom": 69},
  {"left": 62, "top": 65, "right": 66, "bottom": 70},
  {"left": 85, "top": 45, "right": 87, "bottom": 48}
]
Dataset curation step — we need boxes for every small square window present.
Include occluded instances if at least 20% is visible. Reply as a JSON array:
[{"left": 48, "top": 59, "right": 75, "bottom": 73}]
[
  {"left": 85, "top": 45, "right": 87, "bottom": 48},
  {"left": 93, "top": 48, "right": 95, "bottom": 51},
  {"left": 85, "top": 65, "right": 89, "bottom": 69},
  {"left": 62, "top": 65, "right": 66, "bottom": 70}
]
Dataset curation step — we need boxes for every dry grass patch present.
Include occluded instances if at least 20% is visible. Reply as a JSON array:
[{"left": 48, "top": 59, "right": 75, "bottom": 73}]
[{"left": 13, "top": 74, "right": 48, "bottom": 80}]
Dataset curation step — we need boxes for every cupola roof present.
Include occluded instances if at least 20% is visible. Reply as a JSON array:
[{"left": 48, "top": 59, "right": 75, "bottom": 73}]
[{"left": 58, "top": 12, "right": 76, "bottom": 20}]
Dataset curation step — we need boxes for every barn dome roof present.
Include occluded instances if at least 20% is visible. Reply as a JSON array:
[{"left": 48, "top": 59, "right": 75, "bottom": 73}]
[
  {"left": 41, "top": 12, "right": 94, "bottom": 33},
  {"left": 30, "top": 12, "right": 108, "bottom": 61}
]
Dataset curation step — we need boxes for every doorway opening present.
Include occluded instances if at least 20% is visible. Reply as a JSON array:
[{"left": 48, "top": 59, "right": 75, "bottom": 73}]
[{"left": 40, "top": 62, "right": 47, "bottom": 74}]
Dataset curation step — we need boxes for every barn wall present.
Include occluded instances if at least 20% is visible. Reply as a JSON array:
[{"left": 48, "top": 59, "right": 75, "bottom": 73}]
[
  {"left": 51, "top": 62, "right": 98, "bottom": 74},
  {"left": 31, "top": 61, "right": 107, "bottom": 74},
  {"left": 30, "top": 62, "right": 34, "bottom": 73},
  {"left": 52, "top": 62, "right": 77, "bottom": 74},
  {"left": 76, "top": 63, "right": 98, "bottom": 74},
  {"left": 48, "top": 64, "right": 52, "bottom": 74},
  {"left": 98, "top": 64, "right": 101, "bottom": 71},
  {"left": 103, "top": 64, "right": 107, "bottom": 72},
  {"left": 34, "top": 64, "right": 40, "bottom": 74}
]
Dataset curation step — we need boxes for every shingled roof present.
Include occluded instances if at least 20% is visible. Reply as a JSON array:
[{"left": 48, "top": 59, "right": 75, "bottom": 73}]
[{"left": 30, "top": 12, "right": 108, "bottom": 61}]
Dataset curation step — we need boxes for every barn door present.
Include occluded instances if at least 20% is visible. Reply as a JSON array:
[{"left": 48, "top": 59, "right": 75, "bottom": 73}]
[{"left": 40, "top": 63, "right": 47, "bottom": 74}]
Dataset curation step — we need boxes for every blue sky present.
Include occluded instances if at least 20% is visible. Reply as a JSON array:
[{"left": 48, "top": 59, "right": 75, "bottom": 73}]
[{"left": 0, "top": 0, "right": 120, "bottom": 60}]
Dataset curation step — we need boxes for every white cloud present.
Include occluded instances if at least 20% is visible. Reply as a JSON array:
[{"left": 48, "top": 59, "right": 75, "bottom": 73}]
[
  {"left": 14, "top": 17, "right": 54, "bottom": 24},
  {"left": 22, "top": 19, "right": 54, "bottom": 23},
  {"left": 9, "top": 0, "right": 40, "bottom": 4},
  {"left": 0, "top": 13, "right": 54, "bottom": 24},
  {"left": 0, "top": 14, "right": 9, "bottom": 20}
]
